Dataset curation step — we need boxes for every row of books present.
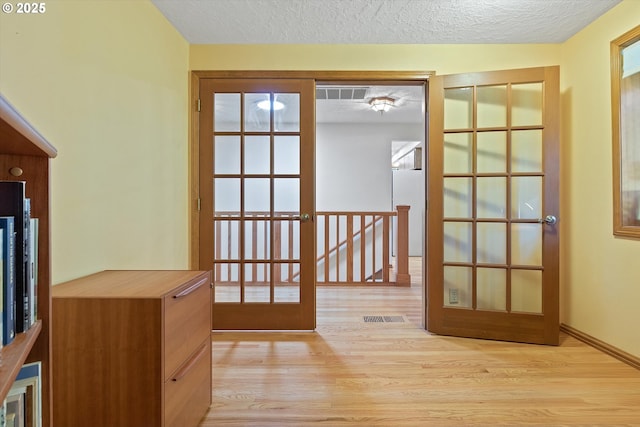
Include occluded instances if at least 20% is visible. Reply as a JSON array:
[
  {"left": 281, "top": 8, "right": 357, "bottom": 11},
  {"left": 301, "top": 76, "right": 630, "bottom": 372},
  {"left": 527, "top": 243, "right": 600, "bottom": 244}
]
[
  {"left": 0, "top": 362, "right": 42, "bottom": 427},
  {"left": 0, "top": 181, "right": 39, "bottom": 349}
]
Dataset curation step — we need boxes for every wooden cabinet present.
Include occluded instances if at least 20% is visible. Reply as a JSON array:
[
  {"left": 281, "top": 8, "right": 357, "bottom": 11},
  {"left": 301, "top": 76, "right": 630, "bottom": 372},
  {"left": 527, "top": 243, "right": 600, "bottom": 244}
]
[
  {"left": 0, "top": 95, "right": 56, "bottom": 427},
  {"left": 52, "top": 270, "right": 212, "bottom": 427}
]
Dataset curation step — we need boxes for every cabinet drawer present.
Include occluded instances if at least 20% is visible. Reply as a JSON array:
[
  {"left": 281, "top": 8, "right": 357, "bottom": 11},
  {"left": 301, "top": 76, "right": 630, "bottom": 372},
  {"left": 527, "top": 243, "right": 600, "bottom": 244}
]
[
  {"left": 164, "top": 272, "right": 211, "bottom": 380},
  {"left": 164, "top": 340, "right": 212, "bottom": 427}
]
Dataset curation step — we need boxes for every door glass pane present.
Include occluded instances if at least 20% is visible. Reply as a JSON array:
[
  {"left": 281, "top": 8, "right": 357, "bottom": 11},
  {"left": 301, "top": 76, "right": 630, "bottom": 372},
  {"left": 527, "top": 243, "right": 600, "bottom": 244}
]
[
  {"left": 244, "top": 220, "right": 270, "bottom": 260},
  {"left": 214, "top": 220, "right": 240, "bottom": 260},
  {"left": 244, "top": 263, "right": 270, "bottom": 303},
  {"left": 477, "top": 177, "right": 506, "bottom": 218},
  {"left": 511, "top": 223, "right": 542, "bottom": 266},
  {"left": 245, "top": 178, "right": 270, "bottom": 212},
  {"left": 214, "top": 93, "right": 240, "bottom": 132},
  {"left": 477, "top": 85, "right": 507, "bottom": 128},
  {"left": 512, "top": 130, "right": 543, "bottom": 173},
  {"left": 443, "top": 222, "right": 472, "bottom": 263},
  {"left": 245, "top": 135, "right": 271, "bottom": 175},
  {"left": 511, "top": 176, "right": 542, "bottom": 219},
  {"left": 274, "top": 220, "right": 300, "bottom": 260},
  {"left": 444, "top": 266, "right": 472, "bottom": 308},
  {"left": 245, "top": 93, "right": 271, "bottom": 132},
  {"left": 274, "top": 93, "right": 300, "bottom": 132},
  {"left": 215, "top": 178, "right": 241, "bottom": 216},
  {"left": 512, "top": 83, "right": 543, "bottom": 126},
  {"left": 444, "top": 87, "right": 472, "bottom": 130},
  {"left": 476, "top": 222, "right": 506, "bottom": 264},
  {"left": 511, "top": 269, "right": 543, "bottom": 313},
  {"left": 476, "top": 267, "right": 506, "bottom": 311},
  {"left": 444, "top": 133, "right": 472, "bottom": 173},
  {"left": 274, "top": 135, "right": 300, "bottom": 174},
  {"left": 274, "top": 178, "right": 300, "bottom": 213},
  {"left": 444, "top": 178, "right": 472, "bottom": 218},
  {"left": 275, "top": 263, "right": 300, "bottom": 303},
  {"left": 477, "top": 131, "right": 507, "bottom": 173},
  {"left": 214, "top": 136, "right": 241, "bottom": 174},
  {"left": 214, "top": 263, "right": 240, "bottom": 302}
]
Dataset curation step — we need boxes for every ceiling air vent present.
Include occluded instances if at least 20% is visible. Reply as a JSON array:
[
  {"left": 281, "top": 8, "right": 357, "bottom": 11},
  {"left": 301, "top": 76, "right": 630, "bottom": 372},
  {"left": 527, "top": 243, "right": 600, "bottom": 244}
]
[{"left": 316, "top": 87, "right": 369, "bottom": 101}]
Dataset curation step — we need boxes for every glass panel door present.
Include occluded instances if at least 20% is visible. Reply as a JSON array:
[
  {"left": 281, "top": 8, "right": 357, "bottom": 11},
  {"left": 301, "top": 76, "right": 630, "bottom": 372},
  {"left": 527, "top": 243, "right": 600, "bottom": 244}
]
[
  {"left": 428, "top": 67, "right": 560, "bottom": 345},
  {"left": 200, "top": 79, "right": 315, "bottom": 330}
]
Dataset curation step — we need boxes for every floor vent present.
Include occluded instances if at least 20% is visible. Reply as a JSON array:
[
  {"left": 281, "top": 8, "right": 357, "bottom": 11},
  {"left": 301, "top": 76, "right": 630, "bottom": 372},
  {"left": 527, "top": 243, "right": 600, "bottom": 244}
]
[{"left": 363, "top": 316, "right": 405, "bottom": 323}]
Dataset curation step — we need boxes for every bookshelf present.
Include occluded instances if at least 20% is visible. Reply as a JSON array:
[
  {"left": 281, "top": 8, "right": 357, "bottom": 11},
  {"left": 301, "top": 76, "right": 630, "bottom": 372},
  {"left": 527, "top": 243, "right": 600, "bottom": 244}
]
[{"left": 0, "top": 94, "right": 56, "bottom": 427}]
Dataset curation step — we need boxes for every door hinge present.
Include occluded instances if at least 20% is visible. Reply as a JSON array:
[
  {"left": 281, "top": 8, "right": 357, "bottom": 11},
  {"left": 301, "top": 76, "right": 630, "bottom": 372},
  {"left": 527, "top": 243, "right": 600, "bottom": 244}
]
[
  {"left": 196, "top": 99, "right": 201, "bottom": 112},
  {"left": 197, "top": 198, "right": 201, "bottom": 211}
]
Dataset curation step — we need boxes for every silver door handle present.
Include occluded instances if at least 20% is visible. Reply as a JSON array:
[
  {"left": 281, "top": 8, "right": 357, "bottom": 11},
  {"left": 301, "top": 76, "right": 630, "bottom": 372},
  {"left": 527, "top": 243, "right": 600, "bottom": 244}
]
[
  {"left": 291, "top": 213, "right": 311, "bottom": 222},
  {"left": 537, "top": 215, "right": 557, "bottom": 225}
]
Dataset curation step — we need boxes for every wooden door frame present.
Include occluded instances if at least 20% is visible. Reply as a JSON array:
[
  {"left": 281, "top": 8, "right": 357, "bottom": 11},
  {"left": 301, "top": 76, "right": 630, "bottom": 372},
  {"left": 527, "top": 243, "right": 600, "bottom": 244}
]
[
  {"left": 190, "top": 70, "right": 432, "bottom": 329},
  {"left": 189, "top": 70, "right": 433, "bottom": 269}
]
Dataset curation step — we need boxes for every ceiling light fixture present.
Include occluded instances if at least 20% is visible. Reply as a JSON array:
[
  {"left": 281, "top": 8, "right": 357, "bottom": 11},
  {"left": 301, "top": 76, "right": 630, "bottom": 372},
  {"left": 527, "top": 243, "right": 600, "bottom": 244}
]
[
  {"left": 257, "top": 99, "right": 285, "bottom": 111},
  {"left": 369, "top": 96, "right": 395, "bottom": 113}
]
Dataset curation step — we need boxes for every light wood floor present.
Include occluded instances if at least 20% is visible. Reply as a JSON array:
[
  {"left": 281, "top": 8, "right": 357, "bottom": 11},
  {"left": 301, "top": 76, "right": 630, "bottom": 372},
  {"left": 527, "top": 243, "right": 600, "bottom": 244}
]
[{"left": 200, "top": 259, "right": 640, "bottom": 426}]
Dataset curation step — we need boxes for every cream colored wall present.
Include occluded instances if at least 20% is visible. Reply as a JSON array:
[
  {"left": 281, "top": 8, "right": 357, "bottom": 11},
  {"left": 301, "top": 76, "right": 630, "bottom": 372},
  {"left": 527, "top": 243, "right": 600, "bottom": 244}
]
[
  {"left": 191, "top": 44, "right": 560, "bottom": 74},
  {"left": 560, "top": 0, "right": 640, "bottom": 357},
  {"left": 0, "top": 0, "right": 190, "bottom": 283}
]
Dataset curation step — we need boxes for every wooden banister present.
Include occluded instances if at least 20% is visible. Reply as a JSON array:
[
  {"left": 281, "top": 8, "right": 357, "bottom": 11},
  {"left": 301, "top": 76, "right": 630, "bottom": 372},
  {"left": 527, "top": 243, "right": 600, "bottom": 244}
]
[
  {"left": 315, "top": 211, "right": 398, "bottom": 285},
  {"left": 315, "top": 214, "right": 386, "bottom": 265},
  {"left": 212, "top": 208, "right": 410, "bottom": 286},
  {"left": 395, "top": 205, "right": 411, "bottom": 286}
]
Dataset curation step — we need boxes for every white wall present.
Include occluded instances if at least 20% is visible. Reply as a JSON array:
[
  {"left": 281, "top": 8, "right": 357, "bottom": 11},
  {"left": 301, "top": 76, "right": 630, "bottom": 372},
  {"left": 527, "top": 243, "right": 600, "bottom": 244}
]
[
  {"left": 316, "top": 122, "right": 424, "bottom": 278},
  {"left": 393, "top": 169, "right": 424, "bottom": 256},
  {"left": 316, "top": 123, "right": 424, "bottom": 211}
]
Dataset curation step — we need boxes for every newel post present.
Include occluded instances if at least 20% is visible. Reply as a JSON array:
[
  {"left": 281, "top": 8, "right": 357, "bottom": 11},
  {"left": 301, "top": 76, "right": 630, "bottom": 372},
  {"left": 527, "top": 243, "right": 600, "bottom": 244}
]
[{"left": 395, "top": 205, "right": 411, "bottom": 286}]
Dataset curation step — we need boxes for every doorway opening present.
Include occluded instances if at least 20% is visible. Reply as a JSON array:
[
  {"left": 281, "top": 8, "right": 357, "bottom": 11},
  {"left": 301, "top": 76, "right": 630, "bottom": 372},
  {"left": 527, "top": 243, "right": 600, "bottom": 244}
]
[{"left": 315, "top": 82, "right": 426, "bottom": 325}]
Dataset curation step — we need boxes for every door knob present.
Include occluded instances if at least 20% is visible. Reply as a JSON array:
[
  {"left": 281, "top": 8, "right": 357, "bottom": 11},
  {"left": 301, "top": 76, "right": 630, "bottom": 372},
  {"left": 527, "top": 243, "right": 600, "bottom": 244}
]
[
  {"left": 292, "top": 213, "right": 311, "bottom": 222},
  {"left": 537, "top": 215, "right": 557, "bottom": 225}
]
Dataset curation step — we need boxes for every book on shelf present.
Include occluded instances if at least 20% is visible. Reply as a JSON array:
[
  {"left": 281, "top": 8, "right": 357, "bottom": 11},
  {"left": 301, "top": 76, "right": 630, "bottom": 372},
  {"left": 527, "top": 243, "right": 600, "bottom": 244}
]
[
  {"left": 0, "top": 182, "right": 35, "bottom": 334},
  {"left": 27, "top": 218, "right": 37, "bottom": 327},
  {"left": 4, "top": 386, "right": 25, "bottom": 427},
  {"left": 0, "top": 229, "right": 3, "bottom": 350},
  {"left": 2, "top": 361, "right": 40, "bottom": 427},
  {"left": 22, "top": 197, "right": 31, "bottom": 333},
  {"left": 13, "top": 362, "right": 41, "bottom": 427},
  {"left": 0, "top": 216, "right": 16, "bottom": 345}
]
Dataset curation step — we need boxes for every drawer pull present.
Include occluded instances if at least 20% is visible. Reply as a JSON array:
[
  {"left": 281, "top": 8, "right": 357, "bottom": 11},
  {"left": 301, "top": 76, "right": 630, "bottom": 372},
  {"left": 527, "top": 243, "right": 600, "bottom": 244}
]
[
  {"left": 173, "top": 277, "right": 208, "bottom": 299},
  {"left": 172, "top": 343, "right": 208, "bottom": 382}
]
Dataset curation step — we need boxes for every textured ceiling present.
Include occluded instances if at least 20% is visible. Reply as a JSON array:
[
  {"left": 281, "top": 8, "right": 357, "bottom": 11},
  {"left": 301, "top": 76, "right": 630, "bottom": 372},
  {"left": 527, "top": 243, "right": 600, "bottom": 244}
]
[
  {"left": 151, "top": 0, "right": 620, "bottom": 44},
  {"left": 153, "top": 0, "right": 620, "bottom": 124}
]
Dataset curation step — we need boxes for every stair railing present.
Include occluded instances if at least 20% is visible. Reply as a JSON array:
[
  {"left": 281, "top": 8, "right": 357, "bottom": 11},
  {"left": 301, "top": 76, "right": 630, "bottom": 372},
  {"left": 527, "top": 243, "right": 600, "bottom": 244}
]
[{"left": 212, "top": 206, "right": 410, "bottom": 286}]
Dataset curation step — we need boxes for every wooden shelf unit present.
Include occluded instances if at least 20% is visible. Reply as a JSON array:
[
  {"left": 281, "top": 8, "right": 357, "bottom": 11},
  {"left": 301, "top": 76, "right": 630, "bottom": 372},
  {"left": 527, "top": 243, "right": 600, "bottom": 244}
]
[
  {"left": 52, "top": 270, "right": 213, "bottom": 427},
  {"left": 0, "top": 94, "right": 57, "bottom": 426}
]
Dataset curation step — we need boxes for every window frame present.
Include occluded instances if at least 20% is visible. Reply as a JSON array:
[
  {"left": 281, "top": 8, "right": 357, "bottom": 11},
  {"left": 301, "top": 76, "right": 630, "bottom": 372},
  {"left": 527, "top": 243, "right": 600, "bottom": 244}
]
[{"left": 611, "top": 25, "right": 640, "bottom": 238}]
